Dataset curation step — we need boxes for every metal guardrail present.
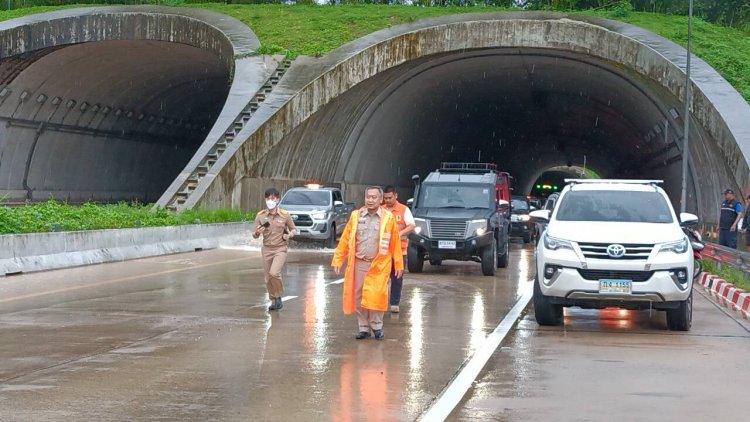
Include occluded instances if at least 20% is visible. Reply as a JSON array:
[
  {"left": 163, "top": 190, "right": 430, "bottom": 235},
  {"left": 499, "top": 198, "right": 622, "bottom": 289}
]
[{"left": 702, "top": 241, "right": 750, "bottom": 280}]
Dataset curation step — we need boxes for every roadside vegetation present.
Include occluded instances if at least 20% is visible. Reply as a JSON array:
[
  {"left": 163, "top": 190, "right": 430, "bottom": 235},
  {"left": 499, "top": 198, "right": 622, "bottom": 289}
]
[
  {"left": 0, "top": 3, "right": 747, "bottom": 101},
  {"left": 0, "top": 200, "right": 255, "bottom": 235},
  {"left": 702, "top": 258, "right": 750, "bottom": 292}
]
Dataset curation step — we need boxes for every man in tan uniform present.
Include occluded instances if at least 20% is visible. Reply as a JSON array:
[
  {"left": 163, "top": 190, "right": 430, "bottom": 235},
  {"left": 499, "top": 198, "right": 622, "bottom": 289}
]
[
  {"left": 332, "top": 187, "right": 403, "bottom": 340},
  {"left": 253, "top": 188, "right": 296, "bottom": 311}
]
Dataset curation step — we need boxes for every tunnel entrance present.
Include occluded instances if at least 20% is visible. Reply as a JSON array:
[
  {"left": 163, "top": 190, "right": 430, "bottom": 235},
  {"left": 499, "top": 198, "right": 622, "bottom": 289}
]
[
  {"left": 0, "top": 39, "right": 231, "bottom": 204},
  {"left": 255, "top": 47, "right": 706, "bottom": 212}
]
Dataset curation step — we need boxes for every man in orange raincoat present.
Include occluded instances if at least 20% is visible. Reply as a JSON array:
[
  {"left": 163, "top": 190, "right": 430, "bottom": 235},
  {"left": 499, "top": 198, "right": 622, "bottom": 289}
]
[{"left": 332, "top": 186, "right": 404, "bottom": 340}]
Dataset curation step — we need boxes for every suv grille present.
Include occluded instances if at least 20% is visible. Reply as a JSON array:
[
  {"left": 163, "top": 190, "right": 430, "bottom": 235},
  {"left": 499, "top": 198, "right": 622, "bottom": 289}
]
[
  {"left": 291, "top": 214, "right": 313, "bottom": 227},
  {"left": 430, "top": 219, "right": 468, "bottom": 239},
  {"left": 577, "top": 242, "right": 654, "bottom": 260},
  {"left": 578, "top": 269, "right": 654, "bottom": 282}
]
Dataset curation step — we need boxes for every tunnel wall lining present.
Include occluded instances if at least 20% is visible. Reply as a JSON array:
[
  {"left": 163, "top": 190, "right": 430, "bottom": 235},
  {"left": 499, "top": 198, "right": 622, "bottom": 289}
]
[
  {"left": 191, "top": 13, "right": 750, "bottom": 219},
  {"left": 0, "top": 6, "right": 271, "bottom": 204}
]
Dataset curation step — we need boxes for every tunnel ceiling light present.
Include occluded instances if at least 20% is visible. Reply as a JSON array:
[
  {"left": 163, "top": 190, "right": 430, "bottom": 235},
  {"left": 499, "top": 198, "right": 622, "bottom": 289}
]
[
  {"left": 148, "top": 115, "right": 156, "bottom": 122},
  {"left": 158, "top": 117, "right": 165, "bottom": 124},
  {"left": 66, "top": 99, "right": 76, "bottom": 108},
  {"left": 79, "top": 102, "right": 89, "bottom": 111},
  {"left": 0, "top": 88, "right": 9, "bottom": 98},
  {"left": 101, "top": 106, "right": 111, "bottom": 115},
  {"left": 51, "top": 96, "right": 62, "bottom": 105},
  {"left": 654, "top": 124, "right": 662, "bottom": 134},
  {"left": 669, "top": 108, "right": 679, "bottom": 119},
  {"left": 19, "top": 91, "right": 29, "bottom": 101},
  {"left": 166, "top": 118, "right": 174, "bottom": 125},
  {"left": 125, "top": 111, "right": 134, "bottom": 118},
  {"left": 137, "top": 113, "right": 145, "bottom": 121},
  {"left": 114, "top": 109, "right": 122, "bottom": 117},
  {"left": 36, "top": 94, "right": 47, "bottom": 104},
  {"left": 91, "top": 104, "right": 100, "bottom": 113}
]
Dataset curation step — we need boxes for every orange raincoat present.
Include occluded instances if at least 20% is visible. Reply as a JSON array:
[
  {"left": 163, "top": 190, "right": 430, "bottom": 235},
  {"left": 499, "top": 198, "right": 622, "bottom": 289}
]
[{"left": 332, "top": 207, "right": 404, "bottom": 313}]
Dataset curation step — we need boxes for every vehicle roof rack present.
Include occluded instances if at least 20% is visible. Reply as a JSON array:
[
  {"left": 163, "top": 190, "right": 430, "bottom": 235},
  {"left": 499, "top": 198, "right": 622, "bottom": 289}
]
[
  {"left": 564, "top": 179, "right": 663, "bottom": 185},
  {"left": 439, "top": 162, "right": 498, "bottom": 174}
]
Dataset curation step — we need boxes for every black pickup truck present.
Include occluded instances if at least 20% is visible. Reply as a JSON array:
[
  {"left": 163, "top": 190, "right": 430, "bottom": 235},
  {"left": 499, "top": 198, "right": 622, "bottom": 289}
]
[{"left": 407, "top": 163, "right": 513, "bottom": 276}]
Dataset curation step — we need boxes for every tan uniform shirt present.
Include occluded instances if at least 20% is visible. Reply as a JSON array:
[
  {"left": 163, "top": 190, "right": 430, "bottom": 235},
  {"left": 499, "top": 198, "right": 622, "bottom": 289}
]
[
  {"left": 355, "top": 208, "right": 382, "bottom": 261},
  {"left": 253, "top": 209, "right": 296, "bottom": 250}
]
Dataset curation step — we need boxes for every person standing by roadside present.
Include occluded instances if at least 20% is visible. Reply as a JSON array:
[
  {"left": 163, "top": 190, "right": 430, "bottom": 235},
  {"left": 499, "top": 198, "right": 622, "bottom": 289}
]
[
  {"left": 382, "top": 186, "right": 416, "bottom": 313},
  {"left": 718, "top": 188, "right": 743, "bottom": 249},
  {"left": 741, "top": 194, "right": 750, "bottom": 252},
  {"left": 253, "top": 188, "right": 296, "bottom": 311},
  {"left": 332, "top": 187, "right": 403, "bottom": 340}
]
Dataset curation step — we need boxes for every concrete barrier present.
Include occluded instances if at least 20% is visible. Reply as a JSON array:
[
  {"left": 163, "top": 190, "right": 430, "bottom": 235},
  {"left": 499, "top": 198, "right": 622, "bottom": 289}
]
[{"left": 0, "top": 222, "right": 252, "bottom": 276}]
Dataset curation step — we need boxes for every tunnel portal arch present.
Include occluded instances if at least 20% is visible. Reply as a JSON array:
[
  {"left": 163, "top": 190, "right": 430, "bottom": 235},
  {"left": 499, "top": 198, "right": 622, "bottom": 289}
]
[
  {"left": 199, "top": 13, "right": 750, "bottom": 223},
  {"left": 0, "top": 6, "right": 258, "bottom": 204}
]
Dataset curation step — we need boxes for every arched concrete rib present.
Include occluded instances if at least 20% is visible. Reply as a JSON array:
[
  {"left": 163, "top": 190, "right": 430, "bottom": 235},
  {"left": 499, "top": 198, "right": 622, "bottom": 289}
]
[{"left": 186, "top": 12, "right": 750, "bottom": 222}]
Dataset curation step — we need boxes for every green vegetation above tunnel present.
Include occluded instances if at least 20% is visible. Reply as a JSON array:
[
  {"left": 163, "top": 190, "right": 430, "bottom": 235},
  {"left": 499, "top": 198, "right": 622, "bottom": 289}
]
[{"left": 1, "top": 4, "right": 749, "bottom": 102}]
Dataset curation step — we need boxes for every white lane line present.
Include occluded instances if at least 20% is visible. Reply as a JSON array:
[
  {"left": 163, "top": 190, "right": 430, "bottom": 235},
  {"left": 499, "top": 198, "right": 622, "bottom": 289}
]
[
  {"left": 326, "top": 278, "right": 345, "bottom": 285},
  {"left": 418, "top": 282, "right": 534, "bottom": 422}
]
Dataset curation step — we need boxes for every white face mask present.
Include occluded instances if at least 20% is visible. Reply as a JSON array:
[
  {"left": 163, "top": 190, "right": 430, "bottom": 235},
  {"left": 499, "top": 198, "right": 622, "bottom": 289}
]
[{"left": 266, "top": 200, "right": 278, "bottom": 210}]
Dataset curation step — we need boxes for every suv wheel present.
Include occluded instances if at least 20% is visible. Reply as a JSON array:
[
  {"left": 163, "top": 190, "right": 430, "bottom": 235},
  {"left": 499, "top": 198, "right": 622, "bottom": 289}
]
[
  {"left": 481, "top": 240, "right": 497, "bottom": 276},
  {"left": 534, "top": 277, "right": 563, "bottom": 326},
  {"left": 325, "top": 224, "right": 337, "bottom": 249},
  {"left": 523, "top": 233, "right": 532, "bottom": 244},
  {"left": 497, "top": 236, "right": 509, "bottom": 268},
  {"left": 666, "top": 291, "right": 692, "bottom": 331},
  {"left": 407, "top": 244, "right": 424, "bottom": 273}
]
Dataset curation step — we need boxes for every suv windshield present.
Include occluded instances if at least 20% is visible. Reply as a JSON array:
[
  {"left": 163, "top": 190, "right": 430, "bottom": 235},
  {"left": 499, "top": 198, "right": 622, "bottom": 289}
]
[
  {"left": 418, "top": 184, "right": 491, "bottom": 209},
  {"left": 556, "top": 190, "right": 673, "bottom": 223},
  {"left": 511, "top": 198, "right": 529, "bottom": 212},
  {"left": 281, "top": 190, "right": 330, "bottom": 206}
]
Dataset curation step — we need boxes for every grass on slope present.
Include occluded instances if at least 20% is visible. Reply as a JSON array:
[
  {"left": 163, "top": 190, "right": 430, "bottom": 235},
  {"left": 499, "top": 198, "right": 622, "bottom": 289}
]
[
  {"left": 0, "top": 200, "right": 255, "bottom": 234},
  {"left": 0, "top": 4, "right": 748, "bottom": 100}
]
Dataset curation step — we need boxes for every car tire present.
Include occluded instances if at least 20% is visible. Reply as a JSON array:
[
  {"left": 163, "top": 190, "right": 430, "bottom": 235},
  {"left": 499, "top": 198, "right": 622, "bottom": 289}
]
[
  {"left": 481, "top": 240, "right": 497, "bottom": 276},
  {"left": 523, "top": 233, "right": 532, "bottom": 244},
  {"left": 666, "top": 290, "right": 692, "bottom": 331},
  {"left": 407, "top": 244, "right": 424, "bottom": 273},
  {"left": 497, "top": 236, "right": 509, "bottom": 268},
  {"left": 324, "top": 223, "right": 337, "bottom": 249},
  {"left": 534, "top": 277, "right": 563, "bottom": 326}
]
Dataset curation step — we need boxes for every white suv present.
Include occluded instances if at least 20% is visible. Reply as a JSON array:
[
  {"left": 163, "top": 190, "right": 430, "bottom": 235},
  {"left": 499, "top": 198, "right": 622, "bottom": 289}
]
[{"left": 531, "top": 180, "right": 697, "bottom": 331}]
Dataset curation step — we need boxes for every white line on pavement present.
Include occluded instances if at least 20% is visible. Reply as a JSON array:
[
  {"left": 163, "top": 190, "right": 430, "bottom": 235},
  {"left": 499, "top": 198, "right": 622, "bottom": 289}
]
[
  {"left": 326, "top": 278, "right": 345, "bottom": 285},
  {"left": 418, "top": 282, "right": 534, "bottom": 422}
]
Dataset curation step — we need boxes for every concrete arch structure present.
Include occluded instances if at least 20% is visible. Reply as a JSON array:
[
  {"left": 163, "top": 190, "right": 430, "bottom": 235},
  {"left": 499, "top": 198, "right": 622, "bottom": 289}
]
[
  {"left": 185, "top": 12, "right": 750, "bottom": 222},
  {"left": 0, "top": 6, "right": 261, "bottom": 203}
]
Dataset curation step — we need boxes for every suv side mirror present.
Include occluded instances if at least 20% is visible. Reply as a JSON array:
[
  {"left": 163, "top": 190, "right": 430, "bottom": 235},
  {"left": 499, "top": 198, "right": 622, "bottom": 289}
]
[
  {"left": 498, "top": 199, "right": 509, "bottom": 208},
  {"left": 680, "top": 212, "right": 699, "bottom": 226},
  {"left": 407, "top": 198, "right": 414, "bottom": 206},
  {"left": 530, "top": 210, "right": 551, "bottom": 222},
  {"left": 530, "top": 206, "right": 537, "bottom": 211},
  {"left": 334, "top": 200, "right": 343, "bottom": 207}
]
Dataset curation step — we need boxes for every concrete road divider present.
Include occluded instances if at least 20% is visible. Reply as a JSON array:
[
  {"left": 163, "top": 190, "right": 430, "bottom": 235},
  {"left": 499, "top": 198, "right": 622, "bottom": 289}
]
[
  {"left": 696, "top": 272, "right": 750, "bottom": 319},
  {"left": 0, "top": 222, "right": 252, "bottom": 276}
]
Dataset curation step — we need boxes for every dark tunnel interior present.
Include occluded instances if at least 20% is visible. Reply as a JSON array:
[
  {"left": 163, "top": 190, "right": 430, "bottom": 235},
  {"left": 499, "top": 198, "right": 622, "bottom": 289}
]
[
  {"left": 0, "top": 39, "right": 231, "bottom": 204},
  {"left": 257, "top": 48, "right": 710, "bottom": 212}
]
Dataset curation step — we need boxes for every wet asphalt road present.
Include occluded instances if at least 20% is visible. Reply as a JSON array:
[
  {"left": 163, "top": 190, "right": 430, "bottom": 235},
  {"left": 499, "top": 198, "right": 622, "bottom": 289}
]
[
  {"left": 451, "top": 287, "right": 750, "bottom": 422},
  {"left": 0, "top": 243, "right": 532, "bottom": 421},
  {"left": 1, "top": 242, "right": 748, "bottom": 421}
]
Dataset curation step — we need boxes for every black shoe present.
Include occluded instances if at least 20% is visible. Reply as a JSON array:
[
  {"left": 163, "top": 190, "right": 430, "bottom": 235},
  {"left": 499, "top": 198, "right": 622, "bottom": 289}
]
[
  {"left": 355, "top": 331, "right": 371, "bottom": 340},
  {"left": 276, "top": 297, "right": 283, "bottom": 310},
  {"left": 373, "top": 329, "right": 384, "bottom": 340},
  {"left": 268, "top": 298, "right": 278, "bottom": 311}
]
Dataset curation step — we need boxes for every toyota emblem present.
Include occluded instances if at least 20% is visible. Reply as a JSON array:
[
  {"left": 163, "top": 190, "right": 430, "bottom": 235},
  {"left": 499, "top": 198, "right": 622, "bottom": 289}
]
[{"left": 606, "top": 244, "right": 626, "bottom": 258}]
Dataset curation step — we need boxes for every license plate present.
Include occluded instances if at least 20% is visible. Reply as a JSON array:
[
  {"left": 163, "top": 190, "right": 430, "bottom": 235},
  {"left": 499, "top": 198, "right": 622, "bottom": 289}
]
[
  {"left": 438, "top": 240, "right": 456, "bottom": 249},
  {"left": 599, "top": 279, "right": 632, "bottom": 294}
]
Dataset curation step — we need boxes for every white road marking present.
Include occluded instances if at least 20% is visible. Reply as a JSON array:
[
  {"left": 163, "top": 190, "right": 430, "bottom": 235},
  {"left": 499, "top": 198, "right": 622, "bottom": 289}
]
[
  {"left": 418, "top": 282, "right": 534, "bottom": 422},
  {"left": 326, "top": 278, "right": 345, "bottom": 285},
  {"left": 280, "top": 295, "right": 298, "bottom": 302}
]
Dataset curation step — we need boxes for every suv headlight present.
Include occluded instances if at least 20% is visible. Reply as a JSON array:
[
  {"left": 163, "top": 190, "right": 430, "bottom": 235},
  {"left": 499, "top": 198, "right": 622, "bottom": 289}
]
[
  {"left": 311, "top": 211, "right": 327, "bottom": 220},
  {"left": 414, "top": 218, "right": 430, "bottom": 237},
  {"left": 466, "top": 219, "right": 488, "bottom": 237},
  {"left": 543, "top": 235, "right": 574, "bottom": 251},
  {"left": 659, "top": 238, "right": 688, "bottom": 254}
]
